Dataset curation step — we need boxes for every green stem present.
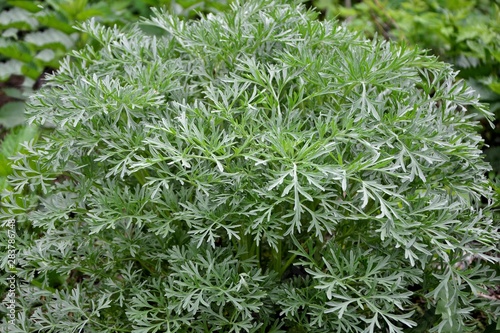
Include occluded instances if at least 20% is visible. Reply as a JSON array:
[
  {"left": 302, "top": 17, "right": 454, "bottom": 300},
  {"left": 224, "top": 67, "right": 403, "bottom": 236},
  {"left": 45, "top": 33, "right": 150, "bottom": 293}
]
[
  {"left": 136, "top": 258, "right": 158, "bottom": 276},
  {"left": 273, "top": 239, "right": 282, "bottom": 276},
  {"left": 280, "top": 253, "right": 297, "bottom": 277},
  {"left": 248, "top": 233, "right": 256, "bottom": 258},
  {"left": 256, "top": 240, "right": 261, "bottom": 269},
  {"left": 239, "top": 226, "right": 248, "bottom": 260},
  {"left": 133, "top": 169, "right": 149, "bottom": 185},
  {"left": 30, "top": 280, "right": 57, "bottom": 293},
  {"left": 334, "top": 223, "right": 359, "bottom": 244}
]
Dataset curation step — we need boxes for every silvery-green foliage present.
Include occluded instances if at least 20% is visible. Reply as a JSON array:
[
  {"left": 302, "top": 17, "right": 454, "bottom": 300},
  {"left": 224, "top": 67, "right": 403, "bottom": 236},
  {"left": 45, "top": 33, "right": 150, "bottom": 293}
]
[{"left": 1, "top": 0, "right": 499, "bottom": 332}]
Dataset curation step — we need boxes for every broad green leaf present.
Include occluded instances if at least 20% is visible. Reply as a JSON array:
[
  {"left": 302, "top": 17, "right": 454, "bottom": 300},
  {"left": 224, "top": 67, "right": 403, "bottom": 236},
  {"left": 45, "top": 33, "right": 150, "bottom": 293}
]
[
  {"left": 21, "top": 60, "right": 42, "bottom": 79},
  {"left": 488, "top": 81, "right": 500, "bottom": 95},
  {"left": 7, "top": 0, "right": 44, "bottom": 13},
  {"left": 0, "top": 38, "right": 34, "bottom": 62},
  {"left": 36, "top": 12, "right": 75, "bottom": 34},
  {"left": 0, "top": 124, "right": 38, "bottom": 176},
  {"left": 24, "top": 28, "right": 76, "bottom": 50},
  {"left": 0, "top": 7, "right": 38, "bottom": 30},
  {"left": 0, "top": 59, "right": 23, "bottom": 80},
  {"left": 0, "top": 101, "right": 25, "bottom": 128},
  {"left": 2, "top": 27, "right": 18, "bottom": 38},
  {"left": 35, "top": 49, "right": 56, "bottom": 63},
  {"left": 1, "top": 87, "right": 24, "bottom": 99}
]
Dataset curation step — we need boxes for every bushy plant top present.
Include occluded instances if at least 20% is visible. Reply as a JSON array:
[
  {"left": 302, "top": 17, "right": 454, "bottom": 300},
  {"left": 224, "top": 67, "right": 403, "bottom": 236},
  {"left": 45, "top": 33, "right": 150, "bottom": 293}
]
[
  {"left": 1, "top": 0, "right": 499, "bottom": 332},
  {"left": 312, "top": 0, "right": 500, "bottom": 174},
  {"left": 0, "top": 0, "right": 232, "bottom": 132}
]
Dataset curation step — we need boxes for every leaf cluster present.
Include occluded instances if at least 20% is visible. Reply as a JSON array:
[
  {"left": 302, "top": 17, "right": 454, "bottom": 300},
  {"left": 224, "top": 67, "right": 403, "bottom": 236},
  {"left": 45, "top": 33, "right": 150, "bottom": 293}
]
[
  {"left": 0, "top": 0, "right": 232, "bottom": 136},
  {"left": 311, "top": 0, "right": 500, "bottom": 173},
  {"left": 0, "top": 0, "right": 233, "bottom": 230}
]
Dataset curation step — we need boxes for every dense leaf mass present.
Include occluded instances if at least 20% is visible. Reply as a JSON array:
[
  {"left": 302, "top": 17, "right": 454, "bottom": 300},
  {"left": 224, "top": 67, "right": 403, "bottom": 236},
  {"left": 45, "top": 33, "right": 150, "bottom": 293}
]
[{"left": 1, "top": 1, "right": 499, "bottom": 332}]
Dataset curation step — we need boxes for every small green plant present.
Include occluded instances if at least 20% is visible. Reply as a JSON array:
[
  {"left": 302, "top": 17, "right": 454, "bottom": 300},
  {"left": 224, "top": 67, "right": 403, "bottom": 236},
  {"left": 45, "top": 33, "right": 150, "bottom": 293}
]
[{"left": 1, "top": 0, "right": 499, "bottom": 332}]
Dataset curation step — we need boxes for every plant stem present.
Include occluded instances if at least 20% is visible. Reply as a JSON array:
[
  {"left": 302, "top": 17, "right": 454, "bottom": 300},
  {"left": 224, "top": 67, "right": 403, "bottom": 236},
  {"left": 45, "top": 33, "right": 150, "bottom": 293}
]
[
  {"left": 273, "top": 239, "right": 282, "bottom": 276},
  {"left": 280, "top": 253, "right": 297, "bottom": 277},
  {"left": 133, "top": 169, "right": 149, "bottom": 185}
]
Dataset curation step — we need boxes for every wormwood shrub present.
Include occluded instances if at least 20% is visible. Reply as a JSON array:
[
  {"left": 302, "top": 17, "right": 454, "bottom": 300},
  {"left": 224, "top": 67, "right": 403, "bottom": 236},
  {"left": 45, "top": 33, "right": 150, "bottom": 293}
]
[{"left": 1, "top": 0, "right": 499, "bottom": 332}]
